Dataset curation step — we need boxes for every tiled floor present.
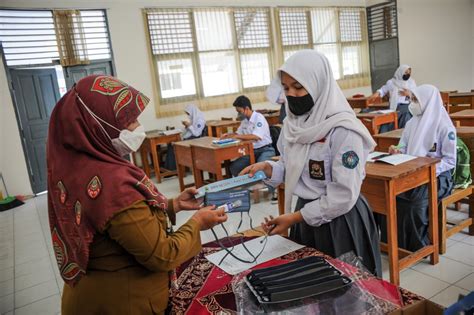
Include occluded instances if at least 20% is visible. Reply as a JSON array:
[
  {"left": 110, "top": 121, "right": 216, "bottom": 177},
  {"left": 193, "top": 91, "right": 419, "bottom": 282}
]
[{"left": 0, "top": 174, "right": 473, "bottom": 314}]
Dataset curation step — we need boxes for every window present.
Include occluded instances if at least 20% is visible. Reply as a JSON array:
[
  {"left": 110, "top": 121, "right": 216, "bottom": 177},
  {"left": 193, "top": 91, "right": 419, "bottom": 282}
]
[
  {"left": 0, "top": 9, "right": 112, "bottom": 66},
  {"left": 145, "top": 8, "right": 272, "bottom": 106},
  {"left": 278, "top": 7, "right": 369, "bottom": 87}
]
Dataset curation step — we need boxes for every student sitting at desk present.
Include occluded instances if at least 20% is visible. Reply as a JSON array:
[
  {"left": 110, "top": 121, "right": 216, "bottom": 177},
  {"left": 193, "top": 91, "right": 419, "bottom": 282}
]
[
  {"left": 368, "top": 64, "right": 416, "bottom": 129},
  {"left": 242, "top": 50, "right": 382, "bottom": 277},
  {"left": 182, "top": 104, "right": 206, "bottom": 140},
  {"left": 381, "top": 84, "right": 456, "bottom": 252},
  {"left": 222, "top": 95, "right": 276, "bottom": 177}
]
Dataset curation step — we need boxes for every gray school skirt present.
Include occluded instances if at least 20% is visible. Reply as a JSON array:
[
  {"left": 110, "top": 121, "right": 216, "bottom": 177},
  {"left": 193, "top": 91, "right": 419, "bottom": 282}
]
[{"left": 290, "top": 195, "right": 382, "bottom": 277}]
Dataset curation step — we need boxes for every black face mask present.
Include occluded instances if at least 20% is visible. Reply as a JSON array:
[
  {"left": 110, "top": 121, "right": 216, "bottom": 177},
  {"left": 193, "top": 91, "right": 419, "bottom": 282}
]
[
  {"left": 402, "top": 74, "right": 410, "bottom": 81},
  {"left": 287, "top": 94, "right": 314, "bottom": 116}
]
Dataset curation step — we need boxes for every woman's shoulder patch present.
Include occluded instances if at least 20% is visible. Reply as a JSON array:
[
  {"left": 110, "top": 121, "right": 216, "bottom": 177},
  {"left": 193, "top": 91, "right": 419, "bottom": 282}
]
[{"left": 342, "top": 150, "right": 359, "bottom": 169}]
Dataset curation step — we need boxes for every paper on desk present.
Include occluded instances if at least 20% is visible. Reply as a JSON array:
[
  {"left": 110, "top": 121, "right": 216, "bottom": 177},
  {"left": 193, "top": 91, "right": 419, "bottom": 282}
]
[
  {"left": 205, "top": 235, "right": 304, "bottom": 275},
  {"left": 162, "top": 129, "right": 182, "bottom": 136},
  {"left": 373, "top": 109, "right": 395, "bottom": 114},
  {"left": 367, "top": 151, "right": 417, "bottom": 165}
]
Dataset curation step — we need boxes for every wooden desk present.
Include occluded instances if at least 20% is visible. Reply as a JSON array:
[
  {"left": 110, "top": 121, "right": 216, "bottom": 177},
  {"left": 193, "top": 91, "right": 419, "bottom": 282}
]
[
  {"left": 206, "top": 120, "right": 241, "bottom": 137},
  {"left": 449, "top": 92, "right": 474, "bottom": 108},
  {"left": 347, "top": 96, "right": 387, "bottom": 109},
  {"left": 450, "top": 109, "right": 474, "bottom": 126},
  {"left": 362, "top": 157, "right": 440, "bottom": 285},
  {"left": 356, "top": 111, "right": 398, "bottom": 135},
  {"left": 174, "top": 137, "right": 215, "bottom": 191},
  {"left": 368, "top": 102, "right": 390, "bottom": 110},
  {"left": 275, "top": 154, "right": 440, "bottom": 285},
  {"left": 373, "top": 128, "right": 404, "bottom": 152},
  {"left": 190, "top": 140, "right": 255, "bottom": 187},
  {"left": 263, "top": 112, "right": 280, "bottom": 126},
  {"left": 133, "top": 130, "right": 181, "bottom": 183}
]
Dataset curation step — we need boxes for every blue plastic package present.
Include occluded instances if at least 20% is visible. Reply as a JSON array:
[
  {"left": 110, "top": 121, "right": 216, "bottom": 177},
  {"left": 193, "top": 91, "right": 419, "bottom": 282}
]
[{"left": 204, "top": 190, "right": 251, "bottom": 213}]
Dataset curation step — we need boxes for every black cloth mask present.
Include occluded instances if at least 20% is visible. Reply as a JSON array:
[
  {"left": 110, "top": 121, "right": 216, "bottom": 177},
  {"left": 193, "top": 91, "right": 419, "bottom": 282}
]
[
  {"left": 287, "top": 94, "right": 315, "bottom": 116},
  {"left": 402, "top": 74, "right": 410, "bottom": 81}
]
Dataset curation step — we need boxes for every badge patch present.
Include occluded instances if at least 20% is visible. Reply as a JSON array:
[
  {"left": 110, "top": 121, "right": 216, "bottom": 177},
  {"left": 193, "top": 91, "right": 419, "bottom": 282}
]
[
  {"left": 342, "top": 151, "right": 359, "bottom": 169},
  {"left": 197, "top": 124, "right": 201, "bottom": 128},
  {"left": 448, "top": 131, "right": 455, "bottom": 141},
  {"left": 429, "top": 143, "right": 437, "bottom": 152},
  {"left": 257, "top": 122, "right": 263, "bottom": 127},
  {"left": 309, "top": 160, "right": 325, "bottom": 180}
]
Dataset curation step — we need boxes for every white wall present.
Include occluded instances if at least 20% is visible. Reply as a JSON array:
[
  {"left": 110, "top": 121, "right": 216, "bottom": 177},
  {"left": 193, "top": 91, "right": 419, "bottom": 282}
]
[
  {"left": 367, "top": 0, "right": 473, "bottom": 91},
  {"left": 0, "top": 0, "right": 371, "bottom": 195}
]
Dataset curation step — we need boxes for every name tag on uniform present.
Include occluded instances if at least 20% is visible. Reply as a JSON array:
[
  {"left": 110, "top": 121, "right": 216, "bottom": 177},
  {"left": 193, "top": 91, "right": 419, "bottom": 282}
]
[
  {"left": 429, "top": 143, "right": 437, "bottom": 152},
  {"left": 309, "top": 159, "right": 325, "bottom": 180}
]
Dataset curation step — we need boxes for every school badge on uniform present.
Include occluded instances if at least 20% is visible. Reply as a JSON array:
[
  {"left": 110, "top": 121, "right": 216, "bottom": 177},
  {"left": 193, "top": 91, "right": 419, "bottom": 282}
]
[
  {"left": 429, "top": 143, "right": 437, "bottom": 152},
  {"left": 257, "top": 122, "right": 263, "bottom": 127},
  {"left": 448, "top": 131, "right": 455, "bottom": 141},
  {"left": 342, "top": 151, "right": 359, "bottom": 169},
  {"left": 309, "top": 160, "right": 325, "bottom": 180}
]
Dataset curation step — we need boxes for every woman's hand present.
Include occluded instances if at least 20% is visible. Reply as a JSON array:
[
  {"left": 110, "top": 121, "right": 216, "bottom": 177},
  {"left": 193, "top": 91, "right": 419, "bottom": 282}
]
[
  {"left": 261, "top": 213, "right": 303, "bottom": 236},
  {"left": 173, "top": 188, "right": 202, "bottom": 212},
  {"left": 388, "top": 145, "right": 401, "bottom": 155},
  {"left": 192, "top": 206, "right": 228, "bottom": 231},
  {"left": 398, "top": 89, "right": 411, "bottom": 97},
  {"left": 182, "top": 120, "right": 190, "bottom": 127},
  {"left": 220, "top": 133, "right": 237, "bottom": 139},
  {"left": 239, "top": 161, "right": 273, "bottom": 178}
]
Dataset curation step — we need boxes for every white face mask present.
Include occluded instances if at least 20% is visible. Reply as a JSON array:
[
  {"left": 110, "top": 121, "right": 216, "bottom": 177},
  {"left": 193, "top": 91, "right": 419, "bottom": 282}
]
[
  {"left": 76, "top": 93, "right": 146, "bottom": 157},
  {"left": 408, "top": 101, "right": 423, "bottom": 116},
  {"left": 111, "top": 126, "right": 146, "bottom": 156}
]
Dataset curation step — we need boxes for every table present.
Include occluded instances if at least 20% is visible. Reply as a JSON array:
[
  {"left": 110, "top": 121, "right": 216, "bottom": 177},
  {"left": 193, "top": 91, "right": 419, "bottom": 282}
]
[
  {"left": 361, "top": 157, "right": 440, "bottom": 285},
  {"left": 356, "top": 111, "right": 398, "bottom": 135},
  {"left": 174, "top": 137, "right": 215, "bottom": 191},
  {"left": 373, "top": 128, "right": 404, "bottom": 152},
  {"left": 132, "top": 130, "right": 181, "bottom": 183},
  {"left": 275, "top": 155, "right": 440, "bottom": 285},
  {"left": 450, "top": 109, "right": 474, "bottom": 126},
  {"left": 207, "top": 120, "right": 241, "bottom": 137},
  {"left": 170, "top": 237, "right": 423, "bottom": 314},
  {"left": 261, "top": 111, "right": 280, "bottom": 126},
  {"left": 449, "top": 92, "right": 474, "bottom": 108},
  {"left": 347, "top": 96, "right": 388, "bottom": 109},
  {"left": 190, "top": 139, "right": 255, "bottom": 188}
]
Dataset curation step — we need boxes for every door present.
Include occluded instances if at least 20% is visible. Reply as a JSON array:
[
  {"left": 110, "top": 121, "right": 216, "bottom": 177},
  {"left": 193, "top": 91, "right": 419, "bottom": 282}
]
[
  {"left": 367, "top": 1, "right": 399, "bottom": 92},
  {"left": 64, "top": 61, "right": 114, "bottom": 89},
  {"left": 10, "top": 68, "right": 60, "bottom": 194}
]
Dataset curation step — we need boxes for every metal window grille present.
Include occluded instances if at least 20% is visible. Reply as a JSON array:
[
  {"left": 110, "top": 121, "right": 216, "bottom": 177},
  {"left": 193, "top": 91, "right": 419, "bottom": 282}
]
[
  {"left": 279, "top": 9, "right": 309, "bottom": 46},
  {"left": 234, "top": 9, "right": 270, "bottom": 49}
]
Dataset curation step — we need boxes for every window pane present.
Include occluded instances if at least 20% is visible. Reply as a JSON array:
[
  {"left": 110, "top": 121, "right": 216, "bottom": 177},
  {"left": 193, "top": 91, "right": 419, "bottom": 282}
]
[
  {"left": 147, "top": 10, "right": 194, "bottom": 55},
  {"left": 234, "top": 9, "right": 270, "bottom": 49},
  {"left": 240, "top": 53, "right": 270, "bottom": 88},
  {"left": 342, "top": 45, "right": 361, "bottom": 75},
  {"left": 194, "top": 10, "right": 233, "bottom": 51},
  {"left": 279, "top": 10, "right": 309, "bottom": 46},
  {"left": 283, "top": 49, "right": 299, "bottom": 61},
  {"left": 311, "top": 9, "right": 337, "bottom": 44},
  {"left": 157, "top": 58, "right": 196, "bottom": 98},
  {"left": 199, "top": 51, "right": 238, "bottom": 97},
  {"left": 314, "top": 44, "right": 340, "bottom": 80},
  {"left": 340, "top": 9, "right": 362, "bottom": 42}
]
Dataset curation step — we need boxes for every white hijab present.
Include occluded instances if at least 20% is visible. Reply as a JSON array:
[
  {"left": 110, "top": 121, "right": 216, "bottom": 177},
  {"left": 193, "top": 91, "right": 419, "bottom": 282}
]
[
  {"left": 278, "top": 50, "right": 376, "bottom": 213},
  {"left": 405, "top": 84, "right": 454, "bottom": 156},
  {"left": 185, "top": 104, "right": 205, "bottom": 123},
  {"left": 388, "top": 64, "right": 416, "bottom": 110}
]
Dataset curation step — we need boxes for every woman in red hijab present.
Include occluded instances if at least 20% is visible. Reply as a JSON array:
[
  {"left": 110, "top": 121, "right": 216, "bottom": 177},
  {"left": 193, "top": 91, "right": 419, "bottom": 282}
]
[{"left": 47, "top": 75, "right": 227, "bottom": 314}]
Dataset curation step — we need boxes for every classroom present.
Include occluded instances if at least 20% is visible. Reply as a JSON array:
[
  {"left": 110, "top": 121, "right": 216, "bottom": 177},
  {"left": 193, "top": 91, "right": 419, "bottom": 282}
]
[{"left": 0, "top": 0, "right": 473, "bottom": 313}]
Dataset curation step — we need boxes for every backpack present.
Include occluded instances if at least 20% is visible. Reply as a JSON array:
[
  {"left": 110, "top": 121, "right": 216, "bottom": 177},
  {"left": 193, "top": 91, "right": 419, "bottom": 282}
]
[{"left": 453, "top": 138, "right": 472, "bottom": 189}]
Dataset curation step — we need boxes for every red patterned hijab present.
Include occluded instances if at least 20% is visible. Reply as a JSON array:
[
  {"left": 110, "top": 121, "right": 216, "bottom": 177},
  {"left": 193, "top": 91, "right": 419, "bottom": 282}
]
[{"left": 47, "top": 75, "right": 167, "bottom": 286}]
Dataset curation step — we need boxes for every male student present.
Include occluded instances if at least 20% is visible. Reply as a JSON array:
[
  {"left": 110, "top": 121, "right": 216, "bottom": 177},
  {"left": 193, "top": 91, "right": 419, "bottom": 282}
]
[{"left": 222, "top": 95, "right": 275, "bottom": 177}]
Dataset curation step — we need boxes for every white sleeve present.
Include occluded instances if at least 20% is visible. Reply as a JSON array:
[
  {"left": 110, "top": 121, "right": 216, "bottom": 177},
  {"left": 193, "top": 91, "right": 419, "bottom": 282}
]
[
  {"left": 187, "top": 117, "right": 205, "bottom": 137},
  {"left": 377, "top": 80, "right": 393, "bottom": 98},
  {"left": 299, "top": 128, "right": 366, "bottom": 227},
  {"left": 236, "top": 122, "right": 244, "bottom": 135},
  {"left": 265, "top": 132, "right": 285, "bottom": 187},
  {"left": 437, "top": 127, "right": 457, "bottom": 175},
  {"left": 250, "top": 115, "right": 269, "bottom": 141},
  {"left": 398, "top": 124, "right": 410, "bottom": 154}
]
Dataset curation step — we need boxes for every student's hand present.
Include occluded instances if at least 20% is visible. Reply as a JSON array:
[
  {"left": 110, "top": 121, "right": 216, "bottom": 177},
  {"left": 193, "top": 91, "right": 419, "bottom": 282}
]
[
  {"left": 261, "top": 213, "right": 302, "bottom": 236},
  {"left": 173, "top": 188, "right": 203, "bottom": 212},
  {"left": 367, "top": 92, "right": 380, "bottom": 103},
  {"left": 388, "top": 145, "right": 401, "bottom": 155},
  {"left": 399, "top": 89, "right": 411, "bottom": 97},
  {"left": 192, "top": 206, "right": 228, "bottom": 231},
  {"left": 240, "top": 161, "right": 273, "bottom": 178},
  {"left": 220, "top": 133, "right": 236, "bottom": 139},
  {"left": 182, "top": 121, "right": 190, "bottom": 127}
]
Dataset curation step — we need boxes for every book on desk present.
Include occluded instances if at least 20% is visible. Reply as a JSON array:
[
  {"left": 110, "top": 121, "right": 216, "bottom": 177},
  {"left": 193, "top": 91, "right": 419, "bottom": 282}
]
[{"left": 368, "top": 151, "right": 417, "bottom": 165}]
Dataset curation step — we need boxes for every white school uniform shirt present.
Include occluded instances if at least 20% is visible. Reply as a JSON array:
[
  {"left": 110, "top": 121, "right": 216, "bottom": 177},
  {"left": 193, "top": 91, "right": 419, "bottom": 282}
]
[
  {"left": 377, "top": 78, "right": 416, "bottom": 109},
  {"left": 236, "top": 111, "right": 272, "bottom": 149},
  {"left": 266, "top": 127, "right": 369, "bottom": 227},
  {"left": 397, "top": 84, "right": 456, "bottom": 176}
]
